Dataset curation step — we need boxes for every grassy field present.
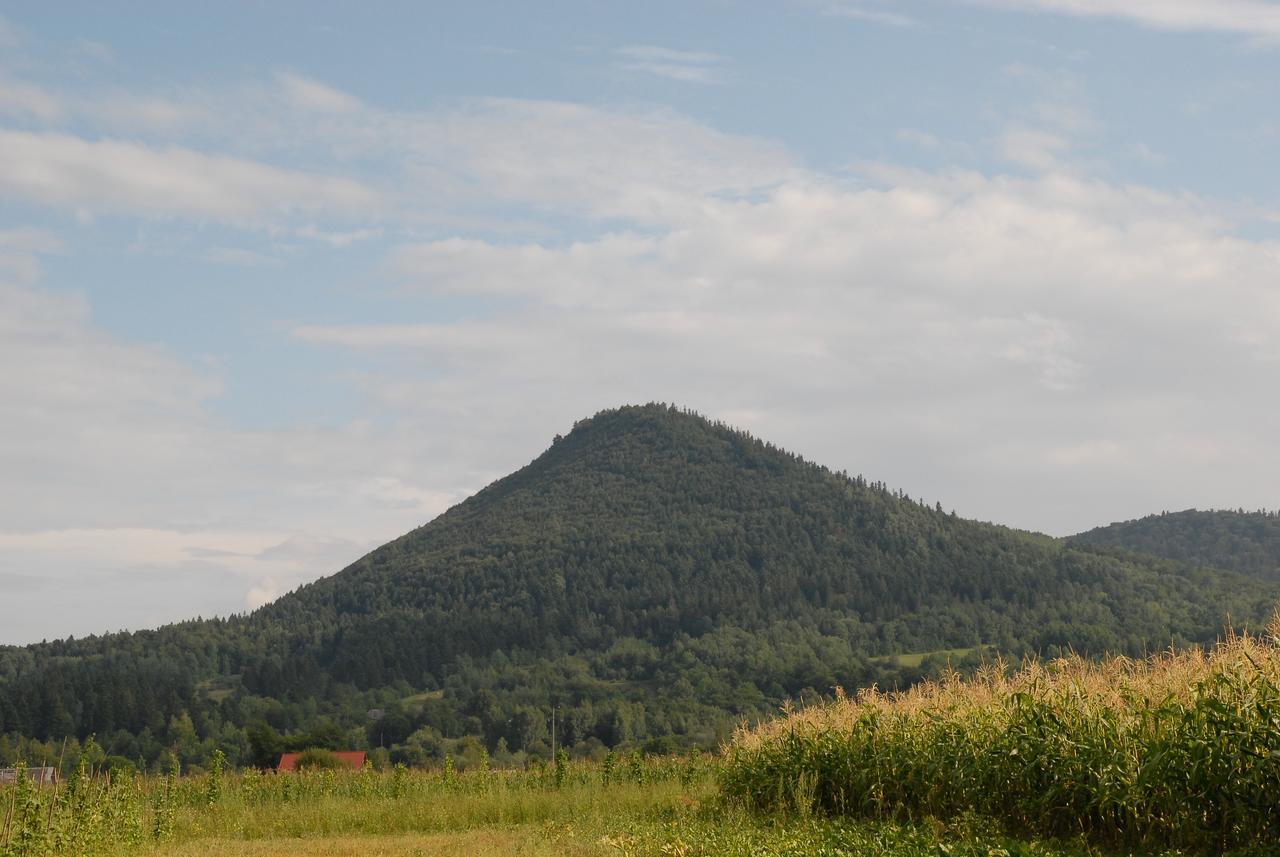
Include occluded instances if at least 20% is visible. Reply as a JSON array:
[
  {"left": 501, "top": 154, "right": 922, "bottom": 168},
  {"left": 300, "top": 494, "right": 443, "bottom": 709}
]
[
  {"left": 10, "top": 627, "right": 1280, "bottom": 856},
  {"left": 1, "top": 750, "right": 1127, "bottom": 857}
]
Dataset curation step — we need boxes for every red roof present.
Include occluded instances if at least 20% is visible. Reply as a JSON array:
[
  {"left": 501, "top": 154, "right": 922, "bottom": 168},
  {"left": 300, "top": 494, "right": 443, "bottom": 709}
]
[{"left": 277, "top": 751, "right": 366, "bottom": 772}]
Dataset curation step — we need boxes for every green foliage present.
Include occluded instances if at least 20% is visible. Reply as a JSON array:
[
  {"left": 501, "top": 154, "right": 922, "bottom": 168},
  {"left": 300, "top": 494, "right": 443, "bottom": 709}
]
[
  {"left": 553, "top": 747, "right": 569, "bottom": 788},
  {"left": 1, "top": 405, "right": 1278, "bottom": 773},
  {"left": 1073, "top": 508, "right": 1280, "bottom": 580},
  {"left": 205, "top": 748, "right": 224, "bottom": 806},
  {"left": 293, "top": 747, "right": 340, "bottom": 771},
  {"left": 722, "top": 629, "right": 1280, "bottom": 854},
  {"left": 442, "top": 753, "right": 456, "bottom": 789}
]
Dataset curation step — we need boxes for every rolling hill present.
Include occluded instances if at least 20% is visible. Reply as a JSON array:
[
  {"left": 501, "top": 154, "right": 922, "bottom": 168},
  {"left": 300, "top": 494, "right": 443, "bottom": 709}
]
[
  {"left": 1, "top": 404, "right": 1276, "bottom": 771},
  {"left": 1072, "top": 509, "right": 1280, "bottom": 581}
]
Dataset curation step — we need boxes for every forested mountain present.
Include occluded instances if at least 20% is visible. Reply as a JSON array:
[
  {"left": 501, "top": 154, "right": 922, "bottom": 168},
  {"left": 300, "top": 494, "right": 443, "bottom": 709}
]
[
  {"left": 1072, "top": 509, "right": 1280, "bottom": 581},
  {"left": 2, "top": 405, "right": 1277, "bottom": 773}
]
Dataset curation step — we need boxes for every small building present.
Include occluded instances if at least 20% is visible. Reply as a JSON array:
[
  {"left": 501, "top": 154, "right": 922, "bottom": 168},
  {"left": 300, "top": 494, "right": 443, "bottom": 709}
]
[
  {"left": 276, "top": 751, "right": 366, "bottom": 772},
  {"left": 0, "top": 767, "right": 58, "bottom": 785}
]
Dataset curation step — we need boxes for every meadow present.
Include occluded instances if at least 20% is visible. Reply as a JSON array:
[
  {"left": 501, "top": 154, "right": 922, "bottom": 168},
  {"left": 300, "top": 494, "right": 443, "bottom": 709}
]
[{"left": 0, "top": 747, "right": 1116, "bottom": 857}]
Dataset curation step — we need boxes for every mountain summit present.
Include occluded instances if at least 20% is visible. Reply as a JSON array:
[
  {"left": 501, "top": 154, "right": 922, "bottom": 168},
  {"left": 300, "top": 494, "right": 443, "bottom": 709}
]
[{"left": 2, "top": 404, "right": 1277, "bottom": 763}]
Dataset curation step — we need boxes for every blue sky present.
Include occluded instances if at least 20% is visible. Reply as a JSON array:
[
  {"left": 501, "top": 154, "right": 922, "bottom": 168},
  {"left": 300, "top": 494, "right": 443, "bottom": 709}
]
[{"left": 3, "top": 1, "right": 1280, "bottom": 644}]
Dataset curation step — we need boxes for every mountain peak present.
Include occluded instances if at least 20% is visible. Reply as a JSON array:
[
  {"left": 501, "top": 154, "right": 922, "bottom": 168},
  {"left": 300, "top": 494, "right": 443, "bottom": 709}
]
[{"left": 6, "top": 407, "right": 1277, "bottom": 762}]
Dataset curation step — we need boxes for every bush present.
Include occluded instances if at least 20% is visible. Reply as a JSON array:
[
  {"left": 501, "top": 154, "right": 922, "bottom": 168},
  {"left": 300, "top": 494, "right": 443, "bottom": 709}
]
[
  {"left": 294, "top": 747, "right": 341, "bottom": 770},
  {"left": 104, "top": 755, "right": 137, "bottom": 776}
]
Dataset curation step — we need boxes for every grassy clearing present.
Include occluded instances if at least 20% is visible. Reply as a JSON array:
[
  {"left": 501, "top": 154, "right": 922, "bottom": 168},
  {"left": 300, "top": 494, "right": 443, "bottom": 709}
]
[
  {"left": 399, "top": 689, "right": 445, "bottom": 709},
  {"left": 879, "top": 645, "right": 988, "bottom": 669},
  {"left": 723, "top": 620, "right": 1280, "bottom": 855}
]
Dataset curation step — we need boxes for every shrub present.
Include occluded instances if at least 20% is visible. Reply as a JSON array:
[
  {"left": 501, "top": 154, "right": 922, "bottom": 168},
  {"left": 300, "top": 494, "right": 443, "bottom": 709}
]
[{"left": 294, "top": 747, "right": 341, "bottom": 771}]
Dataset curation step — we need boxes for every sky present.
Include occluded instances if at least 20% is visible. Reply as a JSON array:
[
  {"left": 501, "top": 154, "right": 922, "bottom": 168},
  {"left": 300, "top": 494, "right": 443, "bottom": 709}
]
[{"left": 2, "top": 0, "right": 1280, "bottom": 645}]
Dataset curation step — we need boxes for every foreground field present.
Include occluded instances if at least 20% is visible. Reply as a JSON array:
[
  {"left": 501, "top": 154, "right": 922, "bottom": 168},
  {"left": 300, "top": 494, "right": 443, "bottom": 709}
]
[
  {"left": 154, "top": 831, "right": 587, "bottom": 857},
  {"left": 9, "top": 628, "right": 1280, "bottom": 855},
  {"left": 2, "top": 754, "right": 1126, "bottom": 857},
  {"left": 724, "top": 623, "right": 1280, "bottom": 855}
]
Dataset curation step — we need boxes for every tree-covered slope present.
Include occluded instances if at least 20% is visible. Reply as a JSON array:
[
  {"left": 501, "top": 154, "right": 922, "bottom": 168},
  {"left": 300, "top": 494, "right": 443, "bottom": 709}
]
[
  {"left": 2, "top": 405, "right": 1277, "bottom": 770},
  {"left": 1072, "top": 509, "right": 1280, "bottom": 581},
  {"left": 260, "top": 405, "right": 1274, "bottom": 689}
]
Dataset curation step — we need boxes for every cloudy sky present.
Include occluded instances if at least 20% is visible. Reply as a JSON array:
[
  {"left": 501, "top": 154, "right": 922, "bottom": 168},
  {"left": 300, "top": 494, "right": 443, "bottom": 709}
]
[{"left": 2, "top": 1, "right": 1279, "bottom": 644}]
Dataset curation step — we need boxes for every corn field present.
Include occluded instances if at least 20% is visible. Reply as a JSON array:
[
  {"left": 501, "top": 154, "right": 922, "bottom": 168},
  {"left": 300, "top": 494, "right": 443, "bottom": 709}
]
[
  {"left": 0, "top": 746, "right": 708, "bottom": 857},
  {"left": 721, "top": 621, "right": 1280, "bottom": 854}
]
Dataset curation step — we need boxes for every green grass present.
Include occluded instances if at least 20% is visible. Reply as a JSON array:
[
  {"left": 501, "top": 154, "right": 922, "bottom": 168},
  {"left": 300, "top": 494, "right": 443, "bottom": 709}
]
[
  {"left": 1, "top": 754, "right": 1146, "bottom": 857},
  {"left": 399, "top": 689, "right": 445, "bottom": 710},
  {"left": 878, "top": 645, "right": 988, "bottom": 669}
]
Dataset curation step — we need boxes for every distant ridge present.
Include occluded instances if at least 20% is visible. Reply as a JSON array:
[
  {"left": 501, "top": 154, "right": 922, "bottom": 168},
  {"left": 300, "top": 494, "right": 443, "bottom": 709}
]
[{"left": 1072, "top": 508, "right": 1280, "bottom": 581}]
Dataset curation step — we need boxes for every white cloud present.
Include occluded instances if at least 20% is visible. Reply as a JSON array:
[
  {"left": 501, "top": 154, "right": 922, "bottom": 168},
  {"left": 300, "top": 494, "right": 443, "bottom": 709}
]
[
  {"left": 971, "top": 0, "right": 1280, "bottom": 39},
  {"left": 615, "top": 46, "right": 725, "bottom": 65},
  {"left": 614, "top": 45, "right": 728, "bottom": 83},
  {"left": 0, "top": 228, "right": 62, "bottom": 253},
  {"left": 292, "top": 167, "right": 1280, "bottom": 550},
  {"left": 87, "top": 92, "right": 207, "bottom": 133},
  {"left": 897, "top": 128, "right": 941, "bottom": 148},
  {"left": 822, "top": 3, "right": 917, "bottom": 27},
  {"left": 0, "top": 228, "right": 62, "bottom": 285},
  {"left": 0, "top": 130, "right": 381, "bottom": 224},
  {"left": 0, "top": 265, "right": 470, "bottom": 642},
  {"left": 0, "top": 76, "right": 63, "bottom": 120},
  {"left": 275, "top": 70, "right": 363, "bottom": 112},
  {"left": 4, "top": 60, "right": 1280, "bottom": 647},
  {"left": 295, "top": 224, "right": 383, "bottom": 247},
  {"left": 616, "top": 62, "right": 723, "bottom": 83},
  {"left": 202, "top": 246, "right": 282, "bottom": 267},
  {"left": 0, "top": 70, "right": 792, "bottom": 227},
  {"left": 381, "top": 99, "right": 796, "bottom": 221},
  {"left": 1000, "top": 125, "right": 1074, "bottom": 170}
]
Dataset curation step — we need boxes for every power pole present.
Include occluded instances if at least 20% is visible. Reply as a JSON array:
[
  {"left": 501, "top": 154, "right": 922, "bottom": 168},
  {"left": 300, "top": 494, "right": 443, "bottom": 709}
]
[{"left": 550, "top": 706, "right": 557, "bottom": 759}]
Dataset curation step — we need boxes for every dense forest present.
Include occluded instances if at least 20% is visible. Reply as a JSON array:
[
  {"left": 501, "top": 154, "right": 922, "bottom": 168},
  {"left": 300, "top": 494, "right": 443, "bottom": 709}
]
[
  {"left": 1072, "top": 508, "right": 1280, "bottom": 581},
  {"left": 2, "top": 404, "right": 1276, "bottom": 775}
]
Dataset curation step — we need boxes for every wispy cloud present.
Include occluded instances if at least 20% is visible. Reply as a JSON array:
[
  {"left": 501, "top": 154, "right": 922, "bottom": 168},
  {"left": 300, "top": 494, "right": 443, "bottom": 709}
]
[
  {"left": 0, "top": 130, "right": 381, "bottom": 224},
  {"left": 614, "top": 44, "right": 729, "bottom": 83},
  {"left": 275, "top": 70, "right": 363, "bottom": 112},
  {"left": 970, "top": 0, "right": 1280, "bottom": 40},
  {"left": 0, "top": 76, "right": 63, "bottom": 120},
  {"left": 822, "top": 3, "right": 917, "bottom": 27},
  {"left": 896, "top": 128, "right": 941, "bottom": 148}
]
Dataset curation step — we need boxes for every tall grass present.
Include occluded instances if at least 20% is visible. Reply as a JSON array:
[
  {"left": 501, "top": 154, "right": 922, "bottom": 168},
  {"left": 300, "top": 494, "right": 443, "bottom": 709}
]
[
  {"left": 721, "top": 619, "right": 1280, "bottom": 854},
  {"left": 0, "top": 750, "right": 706, "bottom": 856}
]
